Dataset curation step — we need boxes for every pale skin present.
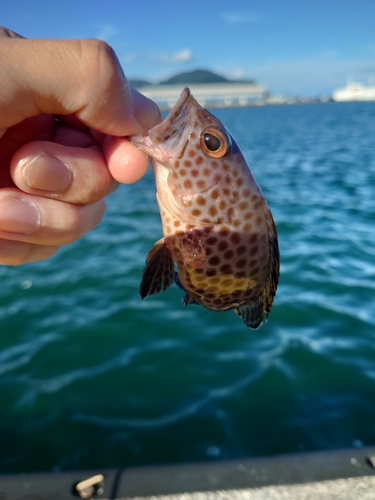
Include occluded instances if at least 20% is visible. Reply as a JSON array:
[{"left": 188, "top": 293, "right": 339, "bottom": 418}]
[{"left": 0, "top": 27, "right": 161, "bottom": 265}]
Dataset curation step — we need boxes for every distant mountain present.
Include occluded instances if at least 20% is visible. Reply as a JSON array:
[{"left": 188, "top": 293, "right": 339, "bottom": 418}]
[
  {"left": 129, "top": 69, "right": 254, "bottom": 88},
  {"left": 128, "top": 78, "right": 152, "bottom": 89},
  {"left": 161, "top": 69, "right": 229, "bottom": 85}
]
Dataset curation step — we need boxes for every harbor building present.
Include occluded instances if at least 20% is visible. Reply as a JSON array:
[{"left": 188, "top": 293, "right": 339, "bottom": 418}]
[{"left": 136, "top": 81, "right": 267, "bottom": 109}]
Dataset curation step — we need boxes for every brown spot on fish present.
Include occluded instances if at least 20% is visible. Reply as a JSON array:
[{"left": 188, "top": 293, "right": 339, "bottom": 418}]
[
  {"left": 219, "top": 226, "right": 230, "bottom": 235},
  {"left": 230, "top": 233, "right": 241, "bottom": 245},
  {"left": 237, "top": 245, "right": 247, "bottom": 255},
  {"left": 224, "top": 249, "right": 234, "bottom": 260},
  {"left": 197, "top": 196, "right": 206, "bottom": 206},
  {"left": 249, "top": 245, "right": 259, "bottom": 257},
  {"left": 236, "top": 258, "right": 247, "bottom": 269},
  {"left": 211, "top": 189, "right": 219, "bottom": 200},
  {"left": 206, "top": 236, "right": 218, "bottom": 245},
  {"left": 218, "top": 240, "right": 228, "bottom": 251},
  {"left": 208, "top": 255, "right": 220, "bottom": 266},
  {"left": 209, "top": 205, "right": 218, "bottom": 217},
  {"left": 220, "top": 264, "right": 232, "bottom": 274}
]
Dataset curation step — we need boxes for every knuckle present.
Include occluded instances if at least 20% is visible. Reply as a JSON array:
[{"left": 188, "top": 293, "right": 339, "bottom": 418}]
[
  {"left": 80, "top": 38, "right": 123, "bottom": 90},
  {"left": 72, "top": 38, "right": 128, "bottom": 132}
]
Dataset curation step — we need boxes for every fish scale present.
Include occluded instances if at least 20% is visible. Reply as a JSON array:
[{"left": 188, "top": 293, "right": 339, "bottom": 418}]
[{"left": 130, "top": 88, "right": 279, "bottom": 329}]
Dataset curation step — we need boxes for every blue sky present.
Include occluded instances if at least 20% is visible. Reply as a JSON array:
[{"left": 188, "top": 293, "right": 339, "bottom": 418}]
[{"left": 3, "top": 0, "right": 375, "bottom": 96}]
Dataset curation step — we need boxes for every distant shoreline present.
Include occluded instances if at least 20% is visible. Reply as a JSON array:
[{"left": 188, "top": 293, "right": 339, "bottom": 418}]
[{"left": 157, "top": 97, "right": 334, "bottom": 111}]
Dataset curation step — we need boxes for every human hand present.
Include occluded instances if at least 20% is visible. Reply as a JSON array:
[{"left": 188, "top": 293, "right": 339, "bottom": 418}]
[{"left": 0, "top": 27, "right": 160, "bottom": 265}]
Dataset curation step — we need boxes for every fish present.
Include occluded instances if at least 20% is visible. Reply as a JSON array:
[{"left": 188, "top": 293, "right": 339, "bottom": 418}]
[{"left": 130, "top": 88, "right": 279, "bottom": 329}]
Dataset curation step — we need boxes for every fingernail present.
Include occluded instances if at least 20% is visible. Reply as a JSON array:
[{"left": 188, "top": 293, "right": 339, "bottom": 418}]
[
  {"left": 21, "top": 154, "right": 72, "bottom": 193},
  {"left": 0, "top": 198, "right": 40, "bottom": 234},
  {"left": 131, "top": 89, "right": 161, "bottom": 131}
]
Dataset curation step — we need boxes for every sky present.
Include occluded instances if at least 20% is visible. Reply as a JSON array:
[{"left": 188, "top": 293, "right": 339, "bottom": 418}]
[{"left": 3, "top": 0, "right": 375, "bottom": 97}]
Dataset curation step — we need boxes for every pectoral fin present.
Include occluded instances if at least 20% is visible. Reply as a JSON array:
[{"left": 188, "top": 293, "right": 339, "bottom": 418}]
[
  {"left": 234, "top": 299, "right": 264, "bottom": 329},
  {"left": 140, "top": 238, "right": 175, "bottom": 298}
]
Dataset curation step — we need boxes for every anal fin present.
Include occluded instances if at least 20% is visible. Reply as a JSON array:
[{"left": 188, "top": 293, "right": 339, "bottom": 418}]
[
  {"left": 140, "top": 238, "right": 175, "bottom": 298},
  {"left": 182, "top": 293, "right": 199, "bottom": 306},
  {"left": 234, "top": 299, "right": 264, "bottom": 330}
]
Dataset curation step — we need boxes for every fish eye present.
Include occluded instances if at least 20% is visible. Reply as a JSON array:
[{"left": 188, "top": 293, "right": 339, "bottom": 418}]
[{"left": 200, "top": 127, "right": 230, "bottom": 158}]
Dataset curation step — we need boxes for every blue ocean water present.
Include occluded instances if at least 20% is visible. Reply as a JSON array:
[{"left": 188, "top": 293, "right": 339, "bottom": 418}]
[{"left": 0, "top": 102, "right": 375, "bottom": 473}]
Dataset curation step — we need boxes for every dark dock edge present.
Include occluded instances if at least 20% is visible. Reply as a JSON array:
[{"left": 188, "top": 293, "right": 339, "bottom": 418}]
[{"left": 1, "top": 446, "right": 375, "bottom": 499}]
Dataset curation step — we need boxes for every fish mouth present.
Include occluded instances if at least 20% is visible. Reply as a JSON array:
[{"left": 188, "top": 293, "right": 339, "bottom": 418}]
[{"left": 129, "top": 88, "right": 197, "bottom": 163}]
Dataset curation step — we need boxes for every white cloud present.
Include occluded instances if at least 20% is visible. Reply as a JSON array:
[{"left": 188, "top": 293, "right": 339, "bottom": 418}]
[
  {"left": 173, "top": 49, "right": 193, "bottom": 62},
  {"left": 152, "top": 49, "right": 193, "bottom": 64}
]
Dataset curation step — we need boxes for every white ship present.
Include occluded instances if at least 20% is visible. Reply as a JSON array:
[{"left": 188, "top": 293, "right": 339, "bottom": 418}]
[{"left": 332, "top": 82, "right": 375, "bottom": 101}]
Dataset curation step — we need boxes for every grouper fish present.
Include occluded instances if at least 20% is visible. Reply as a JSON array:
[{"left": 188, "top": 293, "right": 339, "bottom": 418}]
[{"left": 130, "top": 88, "right": 279, "bottom": 329}]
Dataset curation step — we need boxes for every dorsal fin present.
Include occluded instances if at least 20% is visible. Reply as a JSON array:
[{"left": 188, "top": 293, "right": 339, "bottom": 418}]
[{"left": 140, "top": 238, "right": 175, "bottom": 298}]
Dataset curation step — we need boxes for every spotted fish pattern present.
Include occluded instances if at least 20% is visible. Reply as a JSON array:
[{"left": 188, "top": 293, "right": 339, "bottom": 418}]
[{"left": 130, "top": 88, "right": 279, "bottom": 329}]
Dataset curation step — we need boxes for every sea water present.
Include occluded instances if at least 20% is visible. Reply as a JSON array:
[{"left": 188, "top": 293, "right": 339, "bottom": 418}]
[{"left": 0, "top": 102, "right": 374, "bottom": 473}]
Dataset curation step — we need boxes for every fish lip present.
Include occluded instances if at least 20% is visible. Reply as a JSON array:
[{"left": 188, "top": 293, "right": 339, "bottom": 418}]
[{"left": 129, "top": 88, "right": 196, "bottom": 163}]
